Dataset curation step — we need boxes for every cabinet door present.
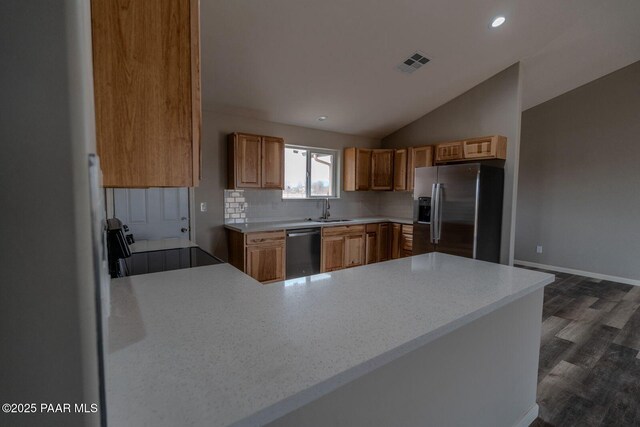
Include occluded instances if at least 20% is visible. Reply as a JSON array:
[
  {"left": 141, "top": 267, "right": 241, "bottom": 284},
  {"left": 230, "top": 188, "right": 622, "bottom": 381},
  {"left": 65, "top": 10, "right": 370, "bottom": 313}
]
[
  {"left": 344, "top": 234, "right": 365, "bottom": 268},
  {"left": 262, "top": 137, "right": 284, "bottom": 189},
  {"left": 365, "top": 232, "right": 377, "bottom": 264},
  {"left": 462, "top": 136, "right": 507, "bottom": 160},
  {"left": 378, "top": 223, "right": 390, "bottom": 261},
  {"left": 401, "top": 225, "right": 413, "bottom": 258},
  {"left": 435, "top": 142, "right": 463, "bottom": 164},
  {"left": 356, "top": 149, "right": 372, "bottom": 191},
  {"left": 408, "top": 146, "right": 433, "bottom": 191},
  {"left": 391, "top": 223, "right": 402, "bottom": 259},
  {"left": 371, "top": 149, "right": 394, "bottom": 190},
  {"left": 322, "top": 236, "right": 345, "bottom": 272},
  {"left": 235, "top": 134, "right": 262, "bottom": 188},
  {"left": 393, "top": 148, "right": 408, "bottom": 191},
  {"left": 92, "top": 0, "right": 200, "bottom": 187},
  {"left": 246, "top": 244, "right": 284, "bottom": 283}
]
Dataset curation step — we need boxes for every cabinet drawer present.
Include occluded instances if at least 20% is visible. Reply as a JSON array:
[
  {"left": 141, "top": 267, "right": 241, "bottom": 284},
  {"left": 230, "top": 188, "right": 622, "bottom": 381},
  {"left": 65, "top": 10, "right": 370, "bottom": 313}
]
[
  {"left": 246, "top": 230, "right": 285, "bottom": 245},
  {"left": 435, "top": 142, "right": 463, "bottom": 163},
  {"left": 322, "top": 225, "right": 365, "bottom": 236},
  {"left": 366, "top": 223, "right": 379, "bottom": 233},
  {"left": 401, "top": 224, "right": 413, "bottom": 235}
]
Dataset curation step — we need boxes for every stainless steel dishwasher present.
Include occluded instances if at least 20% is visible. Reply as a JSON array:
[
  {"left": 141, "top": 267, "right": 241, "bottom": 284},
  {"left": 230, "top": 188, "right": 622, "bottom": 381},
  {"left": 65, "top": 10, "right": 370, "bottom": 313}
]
[{"left": 286, "top": 228, "right": 321, "bottom": 279}]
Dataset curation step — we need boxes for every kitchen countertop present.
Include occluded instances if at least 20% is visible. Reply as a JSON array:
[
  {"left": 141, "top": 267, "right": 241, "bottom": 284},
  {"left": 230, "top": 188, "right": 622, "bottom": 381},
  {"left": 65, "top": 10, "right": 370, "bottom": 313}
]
[
  {"left": 107, "top": 253, "right": 553, "bottom": 427},
  {"left": 224, "top": 216, "right": 413, "bottom": 233},
  {"left": 129, "top": 237, "right": 198, "bottom": 253}
]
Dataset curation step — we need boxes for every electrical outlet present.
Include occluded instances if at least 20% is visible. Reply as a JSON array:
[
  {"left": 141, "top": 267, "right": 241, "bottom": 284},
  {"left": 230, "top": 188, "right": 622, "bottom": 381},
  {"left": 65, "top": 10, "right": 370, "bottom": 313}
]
[
  {"left": 200, "top": 202, "right": 207, "bottom": 212},
  {"left": 536, "top": 245, "right": 543, "bottom": 254}
]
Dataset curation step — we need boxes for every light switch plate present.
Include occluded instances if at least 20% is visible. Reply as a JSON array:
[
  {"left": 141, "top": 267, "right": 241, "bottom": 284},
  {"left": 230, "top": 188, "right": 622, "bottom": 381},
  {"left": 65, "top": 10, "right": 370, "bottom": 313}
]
[
  {"left": 536, "top": 245, "right": 543, "bottom": 254},
  {"left": 200, "top": 202, "right": 207, "bottom": 212}
]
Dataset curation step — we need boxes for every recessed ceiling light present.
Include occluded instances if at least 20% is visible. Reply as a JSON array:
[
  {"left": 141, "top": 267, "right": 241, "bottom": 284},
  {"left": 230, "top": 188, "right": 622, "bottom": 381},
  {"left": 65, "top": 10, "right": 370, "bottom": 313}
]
[
  {"left": 318, "top": 116, "right": 327, "bottom": 121},
  {"left": 491, "top": 16, "right": 506, "bottom": 28}
]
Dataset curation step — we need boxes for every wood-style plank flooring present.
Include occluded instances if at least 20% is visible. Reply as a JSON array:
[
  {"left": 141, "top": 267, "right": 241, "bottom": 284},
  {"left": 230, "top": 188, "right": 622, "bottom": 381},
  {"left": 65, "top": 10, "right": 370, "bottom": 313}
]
[{"left": 518, "top": 266, "right": 640, "bottom": 427}]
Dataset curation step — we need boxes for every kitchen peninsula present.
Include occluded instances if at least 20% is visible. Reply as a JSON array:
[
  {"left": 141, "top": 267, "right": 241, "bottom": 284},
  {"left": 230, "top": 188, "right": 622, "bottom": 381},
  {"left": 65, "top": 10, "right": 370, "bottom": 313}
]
[{"left": 107, "top": 253, "right": 553, "bottom": 427}]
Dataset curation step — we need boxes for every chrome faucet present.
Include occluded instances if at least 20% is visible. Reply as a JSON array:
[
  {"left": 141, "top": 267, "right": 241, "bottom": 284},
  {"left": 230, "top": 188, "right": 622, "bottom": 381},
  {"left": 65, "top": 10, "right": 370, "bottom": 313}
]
[{"left": 321, "top": 198, "right": 331, "bottom": 220}]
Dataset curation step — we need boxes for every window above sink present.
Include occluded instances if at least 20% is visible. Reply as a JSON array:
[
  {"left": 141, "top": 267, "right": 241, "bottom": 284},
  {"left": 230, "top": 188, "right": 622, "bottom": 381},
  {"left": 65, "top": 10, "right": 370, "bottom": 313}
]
[{"left": 283, "top": 145, "right": 340, "bottom": 200}]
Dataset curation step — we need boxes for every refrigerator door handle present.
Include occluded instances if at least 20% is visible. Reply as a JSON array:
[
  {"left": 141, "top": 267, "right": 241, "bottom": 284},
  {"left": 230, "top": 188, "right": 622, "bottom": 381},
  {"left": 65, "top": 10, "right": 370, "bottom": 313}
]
[
  {"left": 430, "top": 183, "right": 437, "bottom": 244},
  {"left": 436, "top": 183, "right": 443, "bottom": 242}
]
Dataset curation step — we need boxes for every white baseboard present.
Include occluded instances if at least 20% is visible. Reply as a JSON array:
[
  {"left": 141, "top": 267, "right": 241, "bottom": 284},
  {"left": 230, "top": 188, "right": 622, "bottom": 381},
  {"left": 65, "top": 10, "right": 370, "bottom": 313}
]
[
  {"left": 514, "top": 404, "right": 539, "bottom": 427},
  {"left": 514, "top": 260, "right": 640, "bottom": 287}
]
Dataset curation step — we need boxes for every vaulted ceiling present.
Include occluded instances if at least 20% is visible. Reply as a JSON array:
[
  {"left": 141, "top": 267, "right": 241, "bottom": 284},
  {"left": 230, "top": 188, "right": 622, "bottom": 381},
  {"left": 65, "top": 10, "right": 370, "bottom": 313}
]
[{"left": 201, "top": 0, "right": 640, "bottom": 138}]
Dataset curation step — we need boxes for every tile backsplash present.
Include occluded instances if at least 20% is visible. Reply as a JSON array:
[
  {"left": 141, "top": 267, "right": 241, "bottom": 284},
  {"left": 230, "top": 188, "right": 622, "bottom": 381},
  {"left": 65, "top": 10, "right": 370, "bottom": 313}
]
[
  {"left": 223, "top": 188, "right": 413, "bottom": 224},
  {"left": 224, "top": 190, "right": 248, "bottom": 224}
]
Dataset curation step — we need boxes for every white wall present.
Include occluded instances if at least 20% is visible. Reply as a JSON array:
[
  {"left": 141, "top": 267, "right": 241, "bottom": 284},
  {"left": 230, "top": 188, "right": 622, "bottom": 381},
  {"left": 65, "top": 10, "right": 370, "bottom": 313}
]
[
  {"left": 381, "top": 64, "right": 523, "bottom": 265},
  {"left": 516, "top": 61, "right": 640, "bottom": 282},
  {"left": 0, "top": 1, "right": 101, "bottom": 426}
]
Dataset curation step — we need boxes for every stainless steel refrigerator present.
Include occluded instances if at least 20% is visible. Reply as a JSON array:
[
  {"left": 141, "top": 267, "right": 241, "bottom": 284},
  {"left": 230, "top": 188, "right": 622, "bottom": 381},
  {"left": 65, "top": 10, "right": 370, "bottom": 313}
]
[{"left": 413, "top": 163, "right": 504, "bottom": 262}]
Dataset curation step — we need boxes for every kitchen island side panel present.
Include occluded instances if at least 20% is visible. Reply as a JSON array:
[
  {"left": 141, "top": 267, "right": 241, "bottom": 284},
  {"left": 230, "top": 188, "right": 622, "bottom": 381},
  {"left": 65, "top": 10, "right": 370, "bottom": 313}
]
[{"left": 268, "top": 288, "right": 543, "bottom": 427}]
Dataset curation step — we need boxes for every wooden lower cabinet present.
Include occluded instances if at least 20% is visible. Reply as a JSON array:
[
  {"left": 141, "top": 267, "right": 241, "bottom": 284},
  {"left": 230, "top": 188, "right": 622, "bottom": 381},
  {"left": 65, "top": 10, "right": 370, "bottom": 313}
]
[
  {"left": 322, "top": 236, "right": 346, "bottom": 272},
  {"left": 391, "top": 223, "right": 413, "bottom": 259},
  {"left": 322, "top": 223, "right": 393, "bottom": 272},
  {"left": 365, "top": 231, "right": 377, "bottom": 264},
  {"left": 345, "top": 234, "right": 365, "bottom": 268},
  {"left": 401, "top": 224, "right": 413, "bottom": 257},
  {"left": 246, "top": 245, "right": 284, "bottom": 283},
  {"left": 321, "top": 225, "right": 365, "bottom": 272},
  {"left": 227, "top": 229, "right": 286, "bottom": 284},
  {"left": 378, "top": 223, "right": 390, "bottom": 261}
]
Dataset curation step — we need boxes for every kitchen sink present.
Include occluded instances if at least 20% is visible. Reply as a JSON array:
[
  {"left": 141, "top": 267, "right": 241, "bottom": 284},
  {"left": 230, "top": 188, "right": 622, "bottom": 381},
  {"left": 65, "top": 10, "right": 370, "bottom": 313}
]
[{"left": 305, "top": 218, "right": 353, "bottom": 223}]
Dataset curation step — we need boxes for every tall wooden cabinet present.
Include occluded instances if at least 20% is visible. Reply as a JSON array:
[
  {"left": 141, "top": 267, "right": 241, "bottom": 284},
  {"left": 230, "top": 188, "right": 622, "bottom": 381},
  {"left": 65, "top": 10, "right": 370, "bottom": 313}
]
[
  {"left": 91, "top": 0, "right": 201, "bottom": 187},
  {"left": 228, "top": 133, "right": 284, "bottom": 190}
]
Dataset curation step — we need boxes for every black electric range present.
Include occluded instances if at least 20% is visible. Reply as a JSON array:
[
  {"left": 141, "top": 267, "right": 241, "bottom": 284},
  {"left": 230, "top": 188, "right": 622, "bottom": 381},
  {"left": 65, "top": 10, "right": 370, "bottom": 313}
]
[{"left": 122, "top": 247, "right": 224, "bottom": 277}]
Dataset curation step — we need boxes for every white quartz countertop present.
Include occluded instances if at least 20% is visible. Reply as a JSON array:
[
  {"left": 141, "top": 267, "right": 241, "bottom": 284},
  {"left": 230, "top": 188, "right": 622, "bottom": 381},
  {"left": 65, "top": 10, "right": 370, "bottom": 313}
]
[
  {"left": 107, "top": 253, "right": 553, "bottom": 427},
  {"left": 224, "top": 216, "right": 413, "bottom": 233},
  {"left": 129, "top": 237, "right": 197, "bottom": 253}
]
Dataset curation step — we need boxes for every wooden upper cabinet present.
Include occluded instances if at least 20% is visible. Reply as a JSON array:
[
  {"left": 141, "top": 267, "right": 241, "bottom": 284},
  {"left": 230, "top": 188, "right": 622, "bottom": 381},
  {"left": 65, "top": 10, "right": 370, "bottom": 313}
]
[
  {"left": 231, "top": 134, "right": 262, "bottom": 188},
  {"left": 261, "top": 136, "right": 285, "bottom": 189},
  {"left": 343, "top": 148, "right": 372, "bottom": 191},
  {"left": 371, "top": 149, "right": 394, "bottom": 190},
  {"left": 91, "top": 0, "right": 201, "bottom": 187},
  {"left": 408, "top": 145, "right": 433, "bottom": 191},
  {"left": 435, "top": 141, "right": 464, "bottom": 164},
  {"left": 462, "top": 135, "right": 507, "bottom": 160},
  {"left": 393, "top": 148, "right": 409, "bottom": 191},
  {"left": 435, "top": 136, "right": 507, "bottom": 164},
  {"left": 228, "top": 133, "right": 284, "bottom": 189}
]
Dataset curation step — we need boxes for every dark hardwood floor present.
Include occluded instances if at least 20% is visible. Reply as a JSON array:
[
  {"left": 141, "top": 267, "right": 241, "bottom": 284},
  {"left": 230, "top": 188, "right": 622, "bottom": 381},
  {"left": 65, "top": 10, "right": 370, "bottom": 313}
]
[{"left": 517, "top": 266, "right": 640, "bottom": 427}]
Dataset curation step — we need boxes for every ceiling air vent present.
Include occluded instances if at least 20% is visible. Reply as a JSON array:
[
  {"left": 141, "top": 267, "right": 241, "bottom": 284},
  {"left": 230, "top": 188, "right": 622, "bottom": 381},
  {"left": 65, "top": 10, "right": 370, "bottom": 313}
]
[{"left": 396, "top": 52, "right": 430, "bottom": 74}]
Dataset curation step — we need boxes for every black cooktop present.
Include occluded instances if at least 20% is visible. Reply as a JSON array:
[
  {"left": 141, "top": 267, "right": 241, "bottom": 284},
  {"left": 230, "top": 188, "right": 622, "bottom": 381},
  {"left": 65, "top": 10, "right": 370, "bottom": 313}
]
[{"left": 123, "top": 247, "right": 224, "bottom": 277}]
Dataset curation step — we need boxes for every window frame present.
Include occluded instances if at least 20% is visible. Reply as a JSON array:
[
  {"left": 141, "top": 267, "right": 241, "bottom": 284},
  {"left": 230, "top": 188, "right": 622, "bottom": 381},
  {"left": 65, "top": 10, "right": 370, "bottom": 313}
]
[{"left": 283, "top": 144, "right": 341, "bottom": 200}]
